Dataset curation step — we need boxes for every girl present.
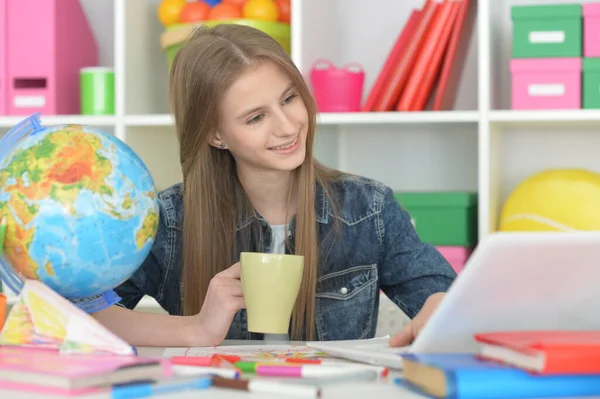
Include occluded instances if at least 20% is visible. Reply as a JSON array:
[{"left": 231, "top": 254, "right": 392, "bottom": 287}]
[{"left": 76, "top": 24, "right": 456, "bottom": 347}]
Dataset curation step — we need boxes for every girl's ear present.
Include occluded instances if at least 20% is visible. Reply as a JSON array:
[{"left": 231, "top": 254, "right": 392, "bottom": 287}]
[{"left": 208, "top": 132, "right": 226, "bottom": 149}]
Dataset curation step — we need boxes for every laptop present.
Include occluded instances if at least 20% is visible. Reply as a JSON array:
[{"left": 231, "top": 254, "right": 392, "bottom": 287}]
[
  {"left": 308, "top": 232, "right": 600, "bottom": 367},
  {"left": 412, "top": 231, "right": 600, "bottom": 354}
]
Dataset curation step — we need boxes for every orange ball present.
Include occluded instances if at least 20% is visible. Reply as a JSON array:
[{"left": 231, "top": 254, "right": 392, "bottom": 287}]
[
  {"left": 208, "top": 3, "right": 243, "bottom": 20},
  {"left": 243, "top": 0, "right": 278, "bottom": 22},
  {"left": 179, "top": 1, "right": 211, "bottom": 22},
  {"left": 275, "top": 0, "right": 290, "bottom": 23},
  {"left": 222, "top": 0, "right": 247, "bottom": 6}
]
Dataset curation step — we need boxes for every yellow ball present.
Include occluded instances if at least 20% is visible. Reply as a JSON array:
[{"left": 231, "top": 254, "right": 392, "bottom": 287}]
[
  {"left": 499, "top": 168, "right": 600, "bottom": 232},
  {"left": 158, "top": 0, "right": 187, "bottom": 26},
  {"left": 243, "top": 0, "right": 279, "bottom": 21}
]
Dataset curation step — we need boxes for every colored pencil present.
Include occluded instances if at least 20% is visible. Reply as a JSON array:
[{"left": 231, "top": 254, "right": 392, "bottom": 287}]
[{"left": 211, "top": 376, "right": 321, "bottom": 398}]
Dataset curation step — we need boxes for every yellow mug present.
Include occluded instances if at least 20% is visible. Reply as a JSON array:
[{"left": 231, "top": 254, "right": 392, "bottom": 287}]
[{"left": 240, "top": 252, "right": 304, "bottom": 334}]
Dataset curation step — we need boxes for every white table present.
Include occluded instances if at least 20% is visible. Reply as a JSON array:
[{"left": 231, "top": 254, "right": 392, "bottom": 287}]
[
  {"left": 0, "top": 342, "right": 424, "bottom": 399},
  {"left": 3, "top": 344, "right": 599, "bottom": 399}
]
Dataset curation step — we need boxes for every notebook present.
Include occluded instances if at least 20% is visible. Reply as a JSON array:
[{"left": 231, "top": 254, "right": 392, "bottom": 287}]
[
  {"left": 0, "top": 346, "right": 171, "bottom": 395},
  {"left": 475, "top": 330, "right": 600, "bottom": 375},
  {"left": 401, "top": 353, "right": 600, "bottom": 399}
]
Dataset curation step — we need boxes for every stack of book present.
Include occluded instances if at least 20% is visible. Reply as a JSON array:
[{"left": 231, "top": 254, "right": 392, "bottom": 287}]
[
  {"left": 399, "top": 330, "right": 600, "bottom": 398},
  {"left": 362, "top": 0, "right": 475, "bottom": 112}
]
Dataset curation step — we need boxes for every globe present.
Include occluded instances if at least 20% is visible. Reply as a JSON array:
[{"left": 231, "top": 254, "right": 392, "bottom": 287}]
[{"left": 0, "top": 114, "right": 159, "bottom": 299}]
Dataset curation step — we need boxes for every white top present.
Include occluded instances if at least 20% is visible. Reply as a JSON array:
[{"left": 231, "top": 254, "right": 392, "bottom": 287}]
[
  {"left": 270, "top": 224, "right": 288, "bottom": 255},
  {"left": 263, "top": 224, "right": 290, "bottom": 341}
]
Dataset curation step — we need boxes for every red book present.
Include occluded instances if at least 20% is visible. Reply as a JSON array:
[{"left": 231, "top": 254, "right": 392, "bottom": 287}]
[
  {"left": 475, "top": 331, "right": 600, "bottom": 375},
  {"left": 431, "top": 0, "right": 476, "bottom": 110},
  {"left": 369, "top": 0, "right": 439, "bottom": 112},
  {"left": 361, "top": 9, "right": 422, "bottom": 112},
  {"left": 396, "top": 0, "right": 458, "bottom": 111}
]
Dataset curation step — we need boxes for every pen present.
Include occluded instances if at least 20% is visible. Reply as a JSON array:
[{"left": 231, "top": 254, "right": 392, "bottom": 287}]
[
  {"left": 110, "top": 376, "right": 211, "bottom": 399},
  {"left": 170, "top": 356, "right": 213, "bottom": 367},
  {"left": 285, "top": 358, "right": 389, "bottom": 377},
  {"left": 173, "top": 365, "right": 240, "bottom": 379},
  {"left": 283, "top": 369, "right": 379, "bottom": 385},
  {"left": 234, "top": 361, "right": 290, "bottom": 373},
  {"left": 212, "top": 376, "right": 320, "bottom": 398},
  {"left": 255, "top": 364, "right": 377, "bottom": 378}
]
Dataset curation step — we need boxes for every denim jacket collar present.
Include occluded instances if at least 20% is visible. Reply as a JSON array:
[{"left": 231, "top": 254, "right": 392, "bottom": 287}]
[{"left": 234, "top": 183, "right": 329, "bottom": 231}]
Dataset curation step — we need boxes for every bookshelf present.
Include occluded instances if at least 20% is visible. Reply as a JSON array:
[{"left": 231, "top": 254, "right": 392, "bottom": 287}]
[{"left": 1, "top": 0, "right": 599, "bottom": 312}]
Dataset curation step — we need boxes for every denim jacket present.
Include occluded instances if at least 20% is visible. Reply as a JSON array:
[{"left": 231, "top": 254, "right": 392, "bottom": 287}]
[{"left": 73, "top": 174, "right": 456, "bottom": 341}]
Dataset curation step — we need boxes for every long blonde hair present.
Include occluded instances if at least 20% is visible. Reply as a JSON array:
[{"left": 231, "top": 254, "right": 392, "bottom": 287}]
[{"left": 169, "top": 24, "right": 339, "bottom": 340}]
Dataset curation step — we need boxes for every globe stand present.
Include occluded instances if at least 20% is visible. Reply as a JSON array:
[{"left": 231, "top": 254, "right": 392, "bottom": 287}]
[
  {"left": 0, "top": 112, "right": 159, "bottom": 306},
  {"left": 0, "top": 113, "right": 44, "bottom": 297}
]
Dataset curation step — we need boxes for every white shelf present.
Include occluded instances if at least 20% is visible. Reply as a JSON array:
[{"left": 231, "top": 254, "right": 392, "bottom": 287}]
[
  {"left": 125, "top": 114, "right": 173, "bottom": 127},
  {"left": 490, "top": 110, "right": 600, "bottom": 127},
  {"left": 318, "top": 111, "right": 479, "bottom": 125},
  {"left": 0, "top": 115, "right": 117, "bottom": 129},
  {"left": 124, "top": 111, "right": 480, "bottom": 127},
  {"left": 1, "top": 0, "right": 593, "bottom": 237}
]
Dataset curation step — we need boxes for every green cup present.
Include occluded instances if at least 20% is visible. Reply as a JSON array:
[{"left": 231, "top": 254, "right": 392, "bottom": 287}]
[{"left": 80, "top": 67, "right": 115, "bottom": 115}]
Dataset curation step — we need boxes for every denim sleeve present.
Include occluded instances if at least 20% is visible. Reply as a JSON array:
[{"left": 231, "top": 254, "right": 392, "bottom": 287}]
[
  {"left": 70, "top": 290, "right": 122, "bottom": 313},
  {"left": 113, "top": 251, "right": 164, "bottom": 310},
  {"left": 378, "top": 186, "right": 457, "bottom": 319}
]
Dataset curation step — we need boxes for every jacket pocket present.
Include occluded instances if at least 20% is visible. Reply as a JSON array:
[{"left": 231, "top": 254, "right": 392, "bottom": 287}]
[{"left": 315, "top": 264, "right": 378, "bottom": 340}]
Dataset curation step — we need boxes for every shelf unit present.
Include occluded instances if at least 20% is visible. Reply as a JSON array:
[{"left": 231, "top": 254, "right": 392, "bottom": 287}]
[{"left": 2, "top": 0, "right": 599, "bottom": 311}]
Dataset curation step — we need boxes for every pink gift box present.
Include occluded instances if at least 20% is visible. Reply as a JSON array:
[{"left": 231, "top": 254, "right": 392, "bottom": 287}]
[
  {"left": 0, "top": 0, "right": 5, "bottom": 115},
  {"left": 0, "top": 0, "right": 97, "bottom": 116},
  {"left": 436, "top": 246, "right": 473, "bottom": 274},
  {"left": 584, "top": 3, "right": 600, "bottom": 57},
  {"left": 510, "top": 58, "right": 582, "bottom": 110}
]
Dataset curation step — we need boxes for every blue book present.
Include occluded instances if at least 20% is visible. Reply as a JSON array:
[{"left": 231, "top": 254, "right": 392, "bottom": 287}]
[{"left": 400, "top": 353, "right": 600, "bottom": 399}]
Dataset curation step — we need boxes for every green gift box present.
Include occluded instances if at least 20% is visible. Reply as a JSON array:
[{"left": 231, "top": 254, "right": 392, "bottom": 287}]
[
  {"left": 511, "top": 4, "right": 582, "bottom": 58},
  {"left": 583, "top": 58, "right": 600, "bottom": 109},
  {"left": 394, "top": 192, "right": 478, "bottom": 247}
]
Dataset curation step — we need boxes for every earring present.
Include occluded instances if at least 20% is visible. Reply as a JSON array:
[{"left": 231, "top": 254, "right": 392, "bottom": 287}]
[{"left": 219, "top": 143, "right": 226, "bottom": 149}]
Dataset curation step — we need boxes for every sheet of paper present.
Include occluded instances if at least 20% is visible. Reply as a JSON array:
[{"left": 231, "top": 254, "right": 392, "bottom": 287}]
[
  {"left": 305, "top": 337, "right": 409, "bottom": 369},
  {"left": 161, "top": 337, "right": 399, "bottom": 363},
  {"left": 162, "top": 344, "right": 329, "bottom": 360}
]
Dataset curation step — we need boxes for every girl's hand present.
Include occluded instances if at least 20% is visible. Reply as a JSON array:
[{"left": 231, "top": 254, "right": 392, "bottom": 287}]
[
  {"left": 389, "top": 292, "right": 445, "bottom": 347},
  {"left": 193, "top": 262, "right": 245, "bottom": 346}
]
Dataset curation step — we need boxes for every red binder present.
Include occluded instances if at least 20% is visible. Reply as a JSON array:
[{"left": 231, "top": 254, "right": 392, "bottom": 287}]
[
  {"left": 431, "top": 0, "right": 476, "bottom": 110},
  {"left": 361, "top": 9, "right": 422, "bottom": 112},
  {"left": 369, "top": 0, "right": 439, "bottom": 112},
  {"left": 396, "top": 0, "right": 458, "bottom": 111}
]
